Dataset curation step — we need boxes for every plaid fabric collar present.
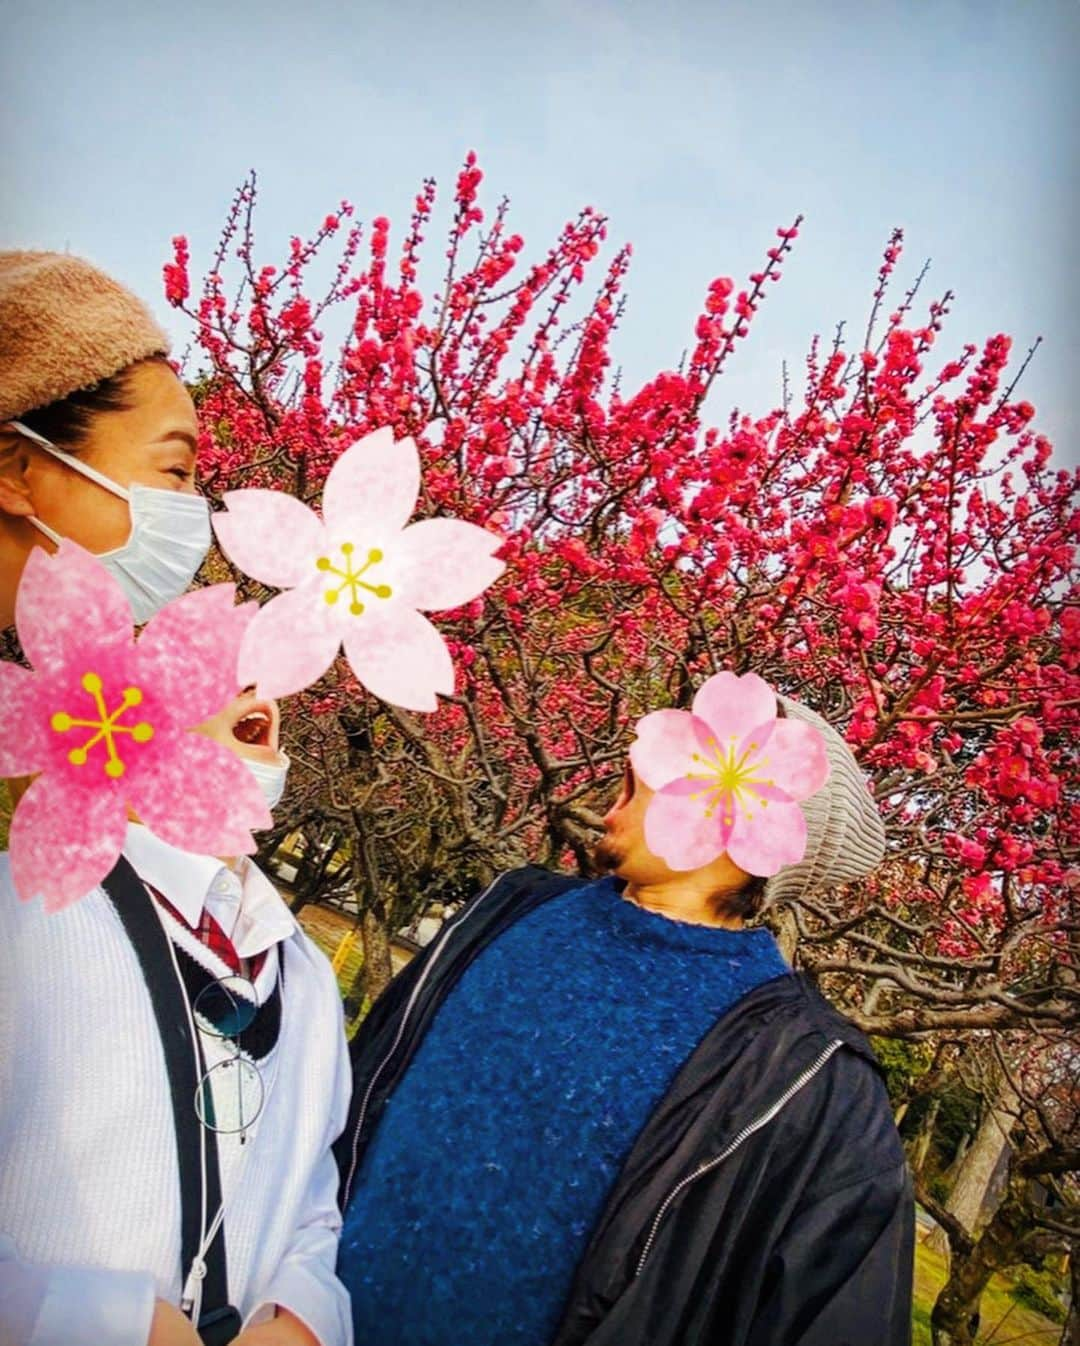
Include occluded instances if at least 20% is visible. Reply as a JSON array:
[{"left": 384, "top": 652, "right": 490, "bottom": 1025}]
[
  {"left": 150, "top": 884, "right": 266, "bottom": 979},
  {"left": 122, "top": 824, "right": 298, "bottom": 960}
]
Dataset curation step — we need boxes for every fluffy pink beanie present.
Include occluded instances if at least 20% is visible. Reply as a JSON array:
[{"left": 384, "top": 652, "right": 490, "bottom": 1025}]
[{"left": 0, "top": 251, "right": 170, "bottom": 423}]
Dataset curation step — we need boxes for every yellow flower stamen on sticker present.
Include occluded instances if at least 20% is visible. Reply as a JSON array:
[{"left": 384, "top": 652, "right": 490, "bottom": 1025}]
[
  {"left": 316, "top": 543, "right": 393, "bottom": 616},
  {"left": 51, "top": 672, "right": 154, "bottom": 779},
  {"left": 686, "top": 733, "right": 774, "bottom": 821}
]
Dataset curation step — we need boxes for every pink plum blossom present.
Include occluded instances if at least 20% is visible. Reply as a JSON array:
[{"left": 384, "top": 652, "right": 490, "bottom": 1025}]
[
  {"left": 629, "top": 671, "right": 830, "bottom": 875},
  {"left": 0, "top": 542, "right": 270, "bottom": 910},
  {"left": 212, "top": 426, "right": 506, "bottom": 709}
]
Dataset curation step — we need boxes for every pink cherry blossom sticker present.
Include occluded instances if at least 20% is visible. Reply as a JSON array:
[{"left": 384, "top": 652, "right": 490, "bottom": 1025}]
[
  {"left": 0, "top": 542, "right": 271, "bottom": 910},
  {"left": 629, "top": 671, "right": 831, "bottom": 876},
  {"left": 212, "top": 426, "right": 506, "bottom": 709}
]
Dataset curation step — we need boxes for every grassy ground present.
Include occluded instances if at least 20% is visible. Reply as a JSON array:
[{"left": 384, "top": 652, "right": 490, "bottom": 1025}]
[
  {"left": 297, "top": 900, "right": 371, "bottom": 1035},
  {"left": 912, "top": 1229, "right": 1061, "bottom": 1345},
  {"left": 298, "top": 901, "right": 365, "bottom": 992}
]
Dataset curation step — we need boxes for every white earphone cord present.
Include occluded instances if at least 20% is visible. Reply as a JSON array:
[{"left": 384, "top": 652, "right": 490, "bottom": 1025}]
[
  {"left": 149, "top": 872, "right": 284, "bottom": 1323},
  {"left": 167, "top": 933, "right": 283, "bottom": 1322}
]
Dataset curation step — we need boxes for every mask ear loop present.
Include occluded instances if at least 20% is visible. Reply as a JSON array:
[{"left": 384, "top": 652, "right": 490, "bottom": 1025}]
[
  {"left": 7, "top": 420, "right": 131, "bottom": 501},
  {"left": 24, "top": 515, "right": 64, "bottom": 546}
]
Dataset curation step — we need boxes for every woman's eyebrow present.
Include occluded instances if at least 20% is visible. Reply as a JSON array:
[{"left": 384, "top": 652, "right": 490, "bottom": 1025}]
[
  {"left": 152, "top": 430, "right": 197, "bottom": 463},
  {"left": 153, "top": 429, "right": 197, "bottom": 454}
]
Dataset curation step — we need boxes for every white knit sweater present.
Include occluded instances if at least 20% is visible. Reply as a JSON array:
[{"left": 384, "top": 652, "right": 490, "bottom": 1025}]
[{"left": 0, "top": 833, "right": 353, "bottom": 1346}]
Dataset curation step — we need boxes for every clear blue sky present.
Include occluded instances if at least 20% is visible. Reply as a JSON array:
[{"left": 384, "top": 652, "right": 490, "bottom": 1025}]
[{"left": 2, "top": 0, "right": 1077, "bottom": 462}]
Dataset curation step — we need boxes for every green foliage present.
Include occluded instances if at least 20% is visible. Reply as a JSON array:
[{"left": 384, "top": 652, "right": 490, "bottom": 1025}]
[
  {"left": 926, "top": 1171, "right": 951, "bottom": 1205},
  {"left": 870, "top": 1035, "right": 935, "bottom": 1110},
  {"left": 935, "top": 1086, "right": 982, "bottom": 1163},
  {"left": 904, "top": 1078, "right": 982, "bottom": 1168},
  {"left": 1009, "top": 1263, "right": 1067, "bottom": 1324}
]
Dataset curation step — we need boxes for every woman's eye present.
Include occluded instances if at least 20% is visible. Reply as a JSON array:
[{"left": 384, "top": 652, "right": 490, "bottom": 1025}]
[{"left": 167, "top": 467, "right": 191, "bottom": 482}]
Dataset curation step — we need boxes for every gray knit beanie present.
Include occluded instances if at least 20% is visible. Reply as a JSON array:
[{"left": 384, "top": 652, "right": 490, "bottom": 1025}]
[
  {"left": 762, "top": 694, "right": 886, "bottom": 905},
  {"left": 0, "top": 251, "right": 170, "bottom": 423}
]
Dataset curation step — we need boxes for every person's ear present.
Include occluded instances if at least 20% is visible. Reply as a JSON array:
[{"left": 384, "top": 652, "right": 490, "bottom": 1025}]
[{"left": 0, "top": 429, "right": 36, "bottom": 518}]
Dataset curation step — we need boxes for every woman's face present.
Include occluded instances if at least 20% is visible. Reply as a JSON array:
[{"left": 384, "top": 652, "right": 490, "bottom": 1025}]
[
  {"left": 0, "top": 360, "right": 199, "bottom": 629},
  {"left": 1, "top": 359, "right": 286, "bottom": 798},
  {"left": 18, "top": 359, "right": 199, "bottom": 554}
]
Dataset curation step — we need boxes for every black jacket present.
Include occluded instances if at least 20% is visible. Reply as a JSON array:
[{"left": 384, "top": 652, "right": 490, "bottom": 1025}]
[{"left": 335, "top": 866, "right": 914, "bottom": 1346}]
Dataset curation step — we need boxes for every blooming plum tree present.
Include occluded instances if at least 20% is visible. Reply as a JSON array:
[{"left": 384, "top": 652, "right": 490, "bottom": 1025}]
[{"left": 165, "top": 157, "right": 1078, "bottom": 1018}]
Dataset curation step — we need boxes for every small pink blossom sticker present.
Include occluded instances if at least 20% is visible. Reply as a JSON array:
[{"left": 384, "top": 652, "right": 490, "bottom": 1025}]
[
  {"left": 0, "top": 542, "right": 270, "bottom": 910},
  {"left": 212, "top": 426, "right": 506, "bottom": 709},
  {"left": 629, "top": 671, "right": 831, "bottom": 875}
]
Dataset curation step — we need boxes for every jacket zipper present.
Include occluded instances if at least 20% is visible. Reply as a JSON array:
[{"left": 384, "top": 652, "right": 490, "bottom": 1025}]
[
  {"left": 342, "top": 871, "right": 508, "bottom": 1207},
  {"left": 634, "top": 1038, "right": 844, "bottom": 1277}
]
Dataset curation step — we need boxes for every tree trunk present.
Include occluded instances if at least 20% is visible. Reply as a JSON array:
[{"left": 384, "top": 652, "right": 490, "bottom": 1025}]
[
  {"left": 862, "top": 976, "right": 888, "bottom": 1019},
  {"left": 289, "top": 825, "right": 341, "bottom": 917},
  {"left": 343, "top": 808, "right": 394, "bottom": 1010},
  {"left": 944, "top": 1130, "right": 972, "bottom": 1182},
  {"left": 360, "top": 906, "right": 394, "bottom": 1004},
  {"left": 1063, "top": 1245, "right": 1079, "bottom": 1346},
  {"left": 912, "top": 1096, "right": 942, "bottom": 1179},
  {"left": 930, "top": 1205, "right": 1016, "bottom": 1345},
  {"left": 931, "top": 1183, "right": 1055, "bottom": 1346},
  {"left": 288, "top": 890, "right": 313, "bottom": 919},
  {"left": 927, "top": 1080, "right": 1018, "bottom": 1256}
]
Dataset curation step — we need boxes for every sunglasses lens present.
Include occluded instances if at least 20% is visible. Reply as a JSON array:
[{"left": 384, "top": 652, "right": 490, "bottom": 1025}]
[
  {"left": 193, "top": 975, "right": 258, "bottom": 1038},
  {"left": 196, "top": 1058, "right": 264, "bottom": 1134}
]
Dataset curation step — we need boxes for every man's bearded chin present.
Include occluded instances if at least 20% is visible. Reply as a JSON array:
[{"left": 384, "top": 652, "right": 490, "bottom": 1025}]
[{"left": 590, "top": 834, "right": 625, "bottom": 875}]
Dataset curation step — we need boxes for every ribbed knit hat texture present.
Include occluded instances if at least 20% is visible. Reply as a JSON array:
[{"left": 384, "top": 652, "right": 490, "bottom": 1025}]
[
  {"left": 0, "top": 251, "right": 170, "bottom": 423},
  {"left": 763, "top": 694, "right": 886, "bottom": 905}
]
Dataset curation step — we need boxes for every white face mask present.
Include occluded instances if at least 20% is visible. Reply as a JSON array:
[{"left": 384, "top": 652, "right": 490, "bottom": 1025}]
[
  {"left": 244, "top": 755, "right": 290, "bottom": 811},
  {"left": 10, "top": 420, "right": 212, "bottom": 625}
]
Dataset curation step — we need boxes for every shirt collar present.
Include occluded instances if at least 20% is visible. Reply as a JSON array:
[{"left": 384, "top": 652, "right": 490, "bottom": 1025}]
[{"left": 121, "top": 823, "right": 299, "bottom": 957}]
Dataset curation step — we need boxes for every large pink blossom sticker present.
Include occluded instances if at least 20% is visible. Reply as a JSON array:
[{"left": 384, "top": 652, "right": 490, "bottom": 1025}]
[
  {"left": 629, "top": 671, "right": 831, "bottom": 875},
  {"left": 0, "top": 542, "right": 271, "bottom": 910},
  {"left": 212, "top": 427, "right": 506, "bottom": 710}
]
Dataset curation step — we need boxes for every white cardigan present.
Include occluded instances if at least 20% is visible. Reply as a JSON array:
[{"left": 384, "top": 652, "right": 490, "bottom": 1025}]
[{"left": 0, "top": 830, "right": 353, "bottom": 1346}]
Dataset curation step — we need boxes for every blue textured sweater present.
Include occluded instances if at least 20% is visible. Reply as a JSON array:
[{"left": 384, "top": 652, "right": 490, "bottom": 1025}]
[{"left": 337, "top": 877, "right": 790, "bottom": 1345}]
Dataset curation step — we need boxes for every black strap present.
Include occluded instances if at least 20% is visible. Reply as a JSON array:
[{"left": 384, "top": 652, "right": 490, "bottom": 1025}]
[{"left": 101, "top": 856, "right": 231, "bottom": 1327}]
